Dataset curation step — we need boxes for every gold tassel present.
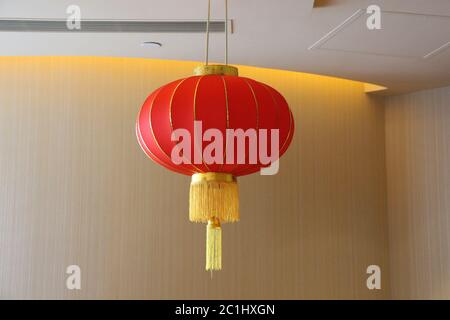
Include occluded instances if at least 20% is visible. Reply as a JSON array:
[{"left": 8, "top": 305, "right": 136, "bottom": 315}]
[
  {"left": 190, "top": 173, "right": 238, "bottom": 272},
  {"left": 189, "top": 172, "right": 239, "bottom": 223},
  {"left": 206, "top": 217, "right": 222, "bottom": 271}
]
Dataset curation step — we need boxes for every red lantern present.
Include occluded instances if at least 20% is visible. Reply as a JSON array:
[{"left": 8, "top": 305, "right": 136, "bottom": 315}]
[
  {"left": 136, "top": 65, "right": 294, "bottom": 271},
  {"left": 137, "top": 66, "right": 293, "bottom": 176}
]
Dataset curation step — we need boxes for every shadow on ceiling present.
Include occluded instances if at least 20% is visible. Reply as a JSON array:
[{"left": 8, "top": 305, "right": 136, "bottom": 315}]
[{"left": 313, "top": 0, "right": 338, "bottom": 8}]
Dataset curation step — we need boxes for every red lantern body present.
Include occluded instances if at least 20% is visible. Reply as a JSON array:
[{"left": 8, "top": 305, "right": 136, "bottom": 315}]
[{"left": 136, "top": 74, "right": 294, "bottom": 175}]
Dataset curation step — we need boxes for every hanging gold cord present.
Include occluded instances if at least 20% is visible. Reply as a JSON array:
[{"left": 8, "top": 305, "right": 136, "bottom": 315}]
[
  {"left": 204, "top": 0, "right": 229, "bottom": 66},
  {"left": 225, "top": 0, "right": 228, "bottom": 65},
  {"left": 205, "top": 0, "right": 211, "bottom": 65}
]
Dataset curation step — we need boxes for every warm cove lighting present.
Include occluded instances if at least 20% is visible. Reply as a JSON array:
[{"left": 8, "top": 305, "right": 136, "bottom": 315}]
[{"left": 2, "top": 55, "right": 378, "bottom": 273}]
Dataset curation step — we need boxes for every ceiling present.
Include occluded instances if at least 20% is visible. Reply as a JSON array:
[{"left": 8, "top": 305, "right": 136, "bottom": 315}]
[{"left": 1, "top": 0, "right": 449, "bottom": 95}]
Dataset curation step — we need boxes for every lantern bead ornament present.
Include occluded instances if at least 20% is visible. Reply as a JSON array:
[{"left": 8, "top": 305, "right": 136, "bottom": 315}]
[{"left": 136, "top": 65, "right": 294, "bottom": 271}]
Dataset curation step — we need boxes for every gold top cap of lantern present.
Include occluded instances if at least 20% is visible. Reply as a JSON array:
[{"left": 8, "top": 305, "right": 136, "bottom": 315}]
[{"left": 194, "top": 64, "right": 238, "bottom": 76}]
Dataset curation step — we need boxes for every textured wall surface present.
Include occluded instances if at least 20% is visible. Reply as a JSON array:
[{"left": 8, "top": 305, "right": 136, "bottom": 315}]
[
  {"left": 0, "top": 57, "right": 389, "bottom": 299},
  {"left": 385, "top": 86, "right": 450, "bottom": 299}
]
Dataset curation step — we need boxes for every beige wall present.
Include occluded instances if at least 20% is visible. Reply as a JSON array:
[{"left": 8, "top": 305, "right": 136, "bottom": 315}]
[
  {"left": 0, "top": 56, "right": 389, "bottom": 299},
  {"left": 385, "top": 86, "right": 450, "bottom": 299}
]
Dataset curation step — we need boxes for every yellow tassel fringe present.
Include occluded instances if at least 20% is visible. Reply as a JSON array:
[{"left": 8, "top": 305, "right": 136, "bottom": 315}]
[
  {"left": 206, "top": 218, "right": 222, "bottom": 271},
  {"left": 189, "top": 173, "right": 239, "bottom": 223}
]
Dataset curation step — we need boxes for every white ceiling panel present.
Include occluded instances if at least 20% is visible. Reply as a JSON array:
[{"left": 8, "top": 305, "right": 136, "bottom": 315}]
[
  {"left": 0, "top": 0, "right": 449, "bottom": 94},
  {"left": 314, "top": 10, "right": 450, "bottom": 59}
]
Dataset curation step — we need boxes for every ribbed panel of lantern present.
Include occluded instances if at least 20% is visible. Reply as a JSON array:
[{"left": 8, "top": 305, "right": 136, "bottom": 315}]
[{"left": 136, "top": 64, "right": 294, "bottom": 272}]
